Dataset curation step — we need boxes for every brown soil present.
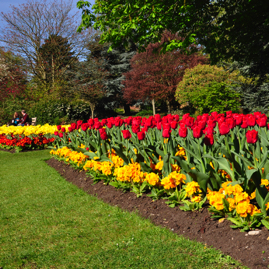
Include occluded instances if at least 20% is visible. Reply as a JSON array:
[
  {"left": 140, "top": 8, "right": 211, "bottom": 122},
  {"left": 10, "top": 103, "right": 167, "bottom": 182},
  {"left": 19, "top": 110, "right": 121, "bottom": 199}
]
[{"left": 46, "top": 158, "right": 269, "bottom": 269}]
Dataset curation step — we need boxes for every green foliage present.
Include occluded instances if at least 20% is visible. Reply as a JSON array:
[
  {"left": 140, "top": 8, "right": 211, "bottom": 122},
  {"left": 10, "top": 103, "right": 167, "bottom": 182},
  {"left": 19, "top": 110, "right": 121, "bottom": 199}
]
[
  {"left": 135, "top": 109, "right": 153, "bottom": 116},
  {"left": 0, "top": 96, "right": 33, "bottom": 126},
  {"left": 77, "top": 1, "right": 269, "bottom": 76},
  {"left": 27, "top": 99, "right": 93, "bottom": 125},
  {"left": 175, "top": 65, "right": 241, "bottom": 114}
]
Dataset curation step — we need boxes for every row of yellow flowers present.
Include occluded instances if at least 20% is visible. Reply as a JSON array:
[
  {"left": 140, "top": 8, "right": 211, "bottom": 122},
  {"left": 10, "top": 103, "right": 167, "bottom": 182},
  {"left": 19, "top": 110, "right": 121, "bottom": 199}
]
[
  {"left": 50, "top": 145, "right": 267, "bottom": 224},
  {"left": 0, "top": 124, "right": 70, "bottom": 136}
]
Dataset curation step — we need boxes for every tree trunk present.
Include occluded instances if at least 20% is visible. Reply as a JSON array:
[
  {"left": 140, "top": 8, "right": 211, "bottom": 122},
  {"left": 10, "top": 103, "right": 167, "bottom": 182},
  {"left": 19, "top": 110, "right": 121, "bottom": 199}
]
[
  {"left": 89, "top": 102, "right": 95, "bottom": 119},
  {"left": 51, "top": 54, "right": 55, "bottom": 90},
  {"left": 124, "top": 103, "right": 130, "bottom": 115},
  {"left": 152, "top": 98, "right": 156, "bottom": 115},
  {"left": 166, "top": 100, "right": 171, "bottom": 114}
]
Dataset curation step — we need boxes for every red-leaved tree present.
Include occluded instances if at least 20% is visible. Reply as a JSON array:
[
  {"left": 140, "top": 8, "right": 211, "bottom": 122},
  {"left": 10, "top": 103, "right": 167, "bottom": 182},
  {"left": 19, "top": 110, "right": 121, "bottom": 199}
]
[
  {"left": 123, "top": 32, "right": 208, "bottom": 114},
  {"left": 0, "top": 49, "right": 27, "bottom": 103}
]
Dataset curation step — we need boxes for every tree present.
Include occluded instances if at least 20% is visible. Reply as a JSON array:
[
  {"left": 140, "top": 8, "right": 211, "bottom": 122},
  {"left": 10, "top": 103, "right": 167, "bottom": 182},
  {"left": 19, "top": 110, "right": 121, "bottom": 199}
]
[
  {"left": 175, "top": 64, "right": 241, "bottom": 114},
  {"left": 0, "top": 49, "right": 28, "bottom": 103},
  {"left": 122, "top": 32, "right": 207, "bottom": 115},
  {"left": 0, "top": 0, "right": 92, "bottom": 96},
  {"left": 77, "top": 0, "right": 269, "bottom": 79},
  {"left": 64, "top": 33, "right": 109, "bottom": 118},
  {"left": 85, "top": 34, "right": 137, "bottom": 114},
  {"left": 36, "top": 34, "right": 77, "bottom": 93},
  {"left": 65, "top": 60, "right": 107, "bottom": 119},
  {"left": 224, "top": 62, "right": 269, "bottom": 113},
  {"left": 0, "top": 49, "right": 35, "bottom": 125}
]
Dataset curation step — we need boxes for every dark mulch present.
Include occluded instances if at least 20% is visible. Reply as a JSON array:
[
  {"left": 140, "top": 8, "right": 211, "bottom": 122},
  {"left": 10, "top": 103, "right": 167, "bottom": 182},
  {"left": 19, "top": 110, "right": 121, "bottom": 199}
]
[{"left": 46, "top": 158, "right": 269, "bottom": 269}]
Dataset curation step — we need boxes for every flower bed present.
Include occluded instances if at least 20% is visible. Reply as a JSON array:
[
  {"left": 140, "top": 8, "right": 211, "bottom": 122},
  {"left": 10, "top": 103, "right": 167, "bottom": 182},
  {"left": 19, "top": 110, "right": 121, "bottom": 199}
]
[
  {"left": 49, "top": 111, "right": 269, "bottom": 232},
  {"left": 0, "top": 124, "right": 69, "bottom": 152}
]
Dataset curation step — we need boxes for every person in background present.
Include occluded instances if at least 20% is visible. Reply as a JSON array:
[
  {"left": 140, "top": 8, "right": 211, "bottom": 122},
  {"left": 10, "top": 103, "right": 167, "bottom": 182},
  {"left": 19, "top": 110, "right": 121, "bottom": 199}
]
[
  {"left": 18, "top": 110, "right": 29, "bottom": 126},
  {"left": 10, "top": 112, "right": 21, "bottom": 126}
]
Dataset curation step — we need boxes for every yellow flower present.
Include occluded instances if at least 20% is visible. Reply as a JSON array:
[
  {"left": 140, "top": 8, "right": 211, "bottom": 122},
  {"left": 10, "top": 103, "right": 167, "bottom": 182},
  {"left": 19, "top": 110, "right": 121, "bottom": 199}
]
[
  {"left": 185, "top": 181, "right": 201, "bottom": 197},
  {"left": 145, "top": 173, "right": 160, "bottom": 186},
  {"left": 155, "top": 160, "right": 163, "bottom": 171},
  {"left": 236, "top": 200, "right": 250, "bottom": 217},
  {"left": 191, "top": 195, "right": 202, "bottom": 203},
  {"left": 161, "top": 172, "right": 186, "bottom": 189}
]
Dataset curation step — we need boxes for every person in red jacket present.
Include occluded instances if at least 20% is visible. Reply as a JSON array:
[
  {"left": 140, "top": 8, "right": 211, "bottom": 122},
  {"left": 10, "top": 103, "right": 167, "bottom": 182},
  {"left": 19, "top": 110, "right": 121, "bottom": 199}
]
[{"left": 18, "top": 110, "right": 29, "bottom": 126}]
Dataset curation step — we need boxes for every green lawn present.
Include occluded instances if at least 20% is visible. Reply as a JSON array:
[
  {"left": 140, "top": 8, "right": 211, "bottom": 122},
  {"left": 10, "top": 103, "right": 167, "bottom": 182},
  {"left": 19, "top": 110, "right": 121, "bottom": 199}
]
[{"left": 0, "top": 150, "right": 247, "bottom": 268}]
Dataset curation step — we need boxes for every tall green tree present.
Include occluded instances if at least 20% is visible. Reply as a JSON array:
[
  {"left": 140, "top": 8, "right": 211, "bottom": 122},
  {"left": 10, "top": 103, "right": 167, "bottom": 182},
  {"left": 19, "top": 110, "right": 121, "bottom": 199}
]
[
  {"left": 86, "top": 33, "right": 137, "bottom": 114},
  {"left": 37, "top": 34, "right": 77, "bottom": 94}
]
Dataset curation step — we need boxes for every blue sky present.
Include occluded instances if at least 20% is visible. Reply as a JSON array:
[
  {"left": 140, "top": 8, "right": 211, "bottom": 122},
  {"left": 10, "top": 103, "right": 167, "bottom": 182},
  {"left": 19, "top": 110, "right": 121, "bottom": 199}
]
[
  {"left": 0, "top": 0, "right": 95, "bottom": 20},
  {"left": 0, "top": 0, "right": 96, "bottom": 51}
]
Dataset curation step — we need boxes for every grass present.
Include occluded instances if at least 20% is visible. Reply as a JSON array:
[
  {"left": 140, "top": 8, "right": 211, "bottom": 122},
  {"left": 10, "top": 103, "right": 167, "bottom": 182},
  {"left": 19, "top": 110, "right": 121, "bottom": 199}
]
[{"left": 0, "top": 150, "right": 247, "bottom": 269}]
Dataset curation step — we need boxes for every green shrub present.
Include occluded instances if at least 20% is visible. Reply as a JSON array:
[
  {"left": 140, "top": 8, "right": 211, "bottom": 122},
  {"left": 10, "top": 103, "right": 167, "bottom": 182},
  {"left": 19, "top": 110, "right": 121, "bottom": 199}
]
[
  {"left": 136, "top": 109, "right": 153, "bottom": 116},
  {"left": 0, "top": 97, "right": 33, "bottom": 125},
  {"left": 175, "top": 64, "right": 242, "bottom": 114},
  {"left": 28, "top": 99, "right": 94, "bottom": 125}
]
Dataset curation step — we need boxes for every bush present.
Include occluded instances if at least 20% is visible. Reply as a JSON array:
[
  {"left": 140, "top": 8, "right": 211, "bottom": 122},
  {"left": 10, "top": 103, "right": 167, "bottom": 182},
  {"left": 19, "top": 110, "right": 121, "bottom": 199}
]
[
  {"left": 175, "top": 64, "right": 242, "bottom": 114},
  {"left": 0, "top": 96, "right": 33, "bottom": 125},
  {"left": 136, "top": 109, "right": 153, "bottom": 116},
  {"left": 28, "top": 99, "right": 95, "bottom": 125}
]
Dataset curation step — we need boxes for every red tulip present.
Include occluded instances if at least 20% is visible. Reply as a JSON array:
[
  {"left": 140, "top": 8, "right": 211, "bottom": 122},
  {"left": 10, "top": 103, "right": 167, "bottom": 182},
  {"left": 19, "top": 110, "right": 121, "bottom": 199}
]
[
  {"left": 132, "top": 124, "right": 140, "bottom": 134},
  {"left": 234, "top": 115, "right": 243, "bottom": 125},
  {"left": 157, "top": 122, "right": 162, "bottom": 131},
  {"left": 193, "top": 126, "right": 202, "bottom": 138},
  {"left": 207, "top": 120, "right": 216, "bottom": 128},
  {"left": 198, "top": 120, "right": 207, "bottom": 130},
  {"left": 162, "top": 129, "right": 171, "bottom": 138},
  {"left": 59, "top": 133, "right": 63, "bottom": 138},
  {"left": 54, "top": 131, "right": 59, "bottom": 136},
  {"left": 81, "top": 123, "right": 89, "bottom": 131},
  {"left": 204, "top": 133, "right": 214, "bottom": 146},
  {"left": 87, "top": 119, "right": 94, "bottom": 126},
  {"left": 107, "top": 122, "right": 113, "bottom": 129},
  {"left": 219, "top": 122, "right": 230, "bottom": 135},
  {"left": 99, "top": 128, "right": 108, "bottom": 140},
  {"left": 247, "top": 114, "right": 256, "bottom": 127},
  {"left": 185, "top": 117, "right": 195, "bottom": 127},
  {"left": 226, "top": 118, "right": 235, "bottom": 129},
  {"left": 246, "top": 130, "right": 258, "bottom": 144},
  {"left": 94, "top": 122, "right": 102, "bottom": 129},
  {"left": 226, "top": 111, "right": 232, "bottom": 118},
  {"left": 68, "top": 127, "right": 73, "bottom": 132},
  {"left": 241, "top": 120, "right": 248, "bottom": 129},
  {"left": 257, "top": 116, "right": 267, "bottom": 127},
  {"left": 137, "top": 131, "right": 145, "bottom": 140},
  {"left": 163, "top": 123, "right": 171, "bottom": 130},
  {"left": 122, "top": 130, "right": 131, "bottom": 139},
  {"left": 141, "top": 126, "right": 148, "bottom": 133},
  {"left": 61, "top": 127, "right": 66, "bottom": 133},
  {"left": 154, "top": 114, "right": 162, "bottom": 122},
  {"left": 178, "top": 126, "right": 188, "bottom": 138},
  {"left": 115, "top": 118, "right": 124, "bottom": 127},
  {"left": 170, "top": 121, "right": 178, "bottom": 129},
  {"left": 71, "top": 123, "right": 76, "bottom": 130},
  {"left": 57, "top": 125, "right": 61, "bottom": 131},
  {"left": 101, "top": 119, "right": 108, "bottom": 125},
  {"left": 77, "top": 120, "right": 83, "bottom": 128},
  {"left": 203, "top": 127, "right": 214, "bottom": 135}
]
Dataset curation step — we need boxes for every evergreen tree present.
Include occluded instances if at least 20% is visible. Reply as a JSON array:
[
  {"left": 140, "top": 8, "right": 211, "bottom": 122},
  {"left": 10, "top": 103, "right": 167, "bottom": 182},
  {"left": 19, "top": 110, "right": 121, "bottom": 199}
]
[
  {"left": 87, "top": 34, "right": 137, "bottom": 114},
  {"left": 225, "top": 62, "right": 269, "bottom": 113},
  {"left": 37, "top": 34, "right": 77, "bottom": 93}
]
